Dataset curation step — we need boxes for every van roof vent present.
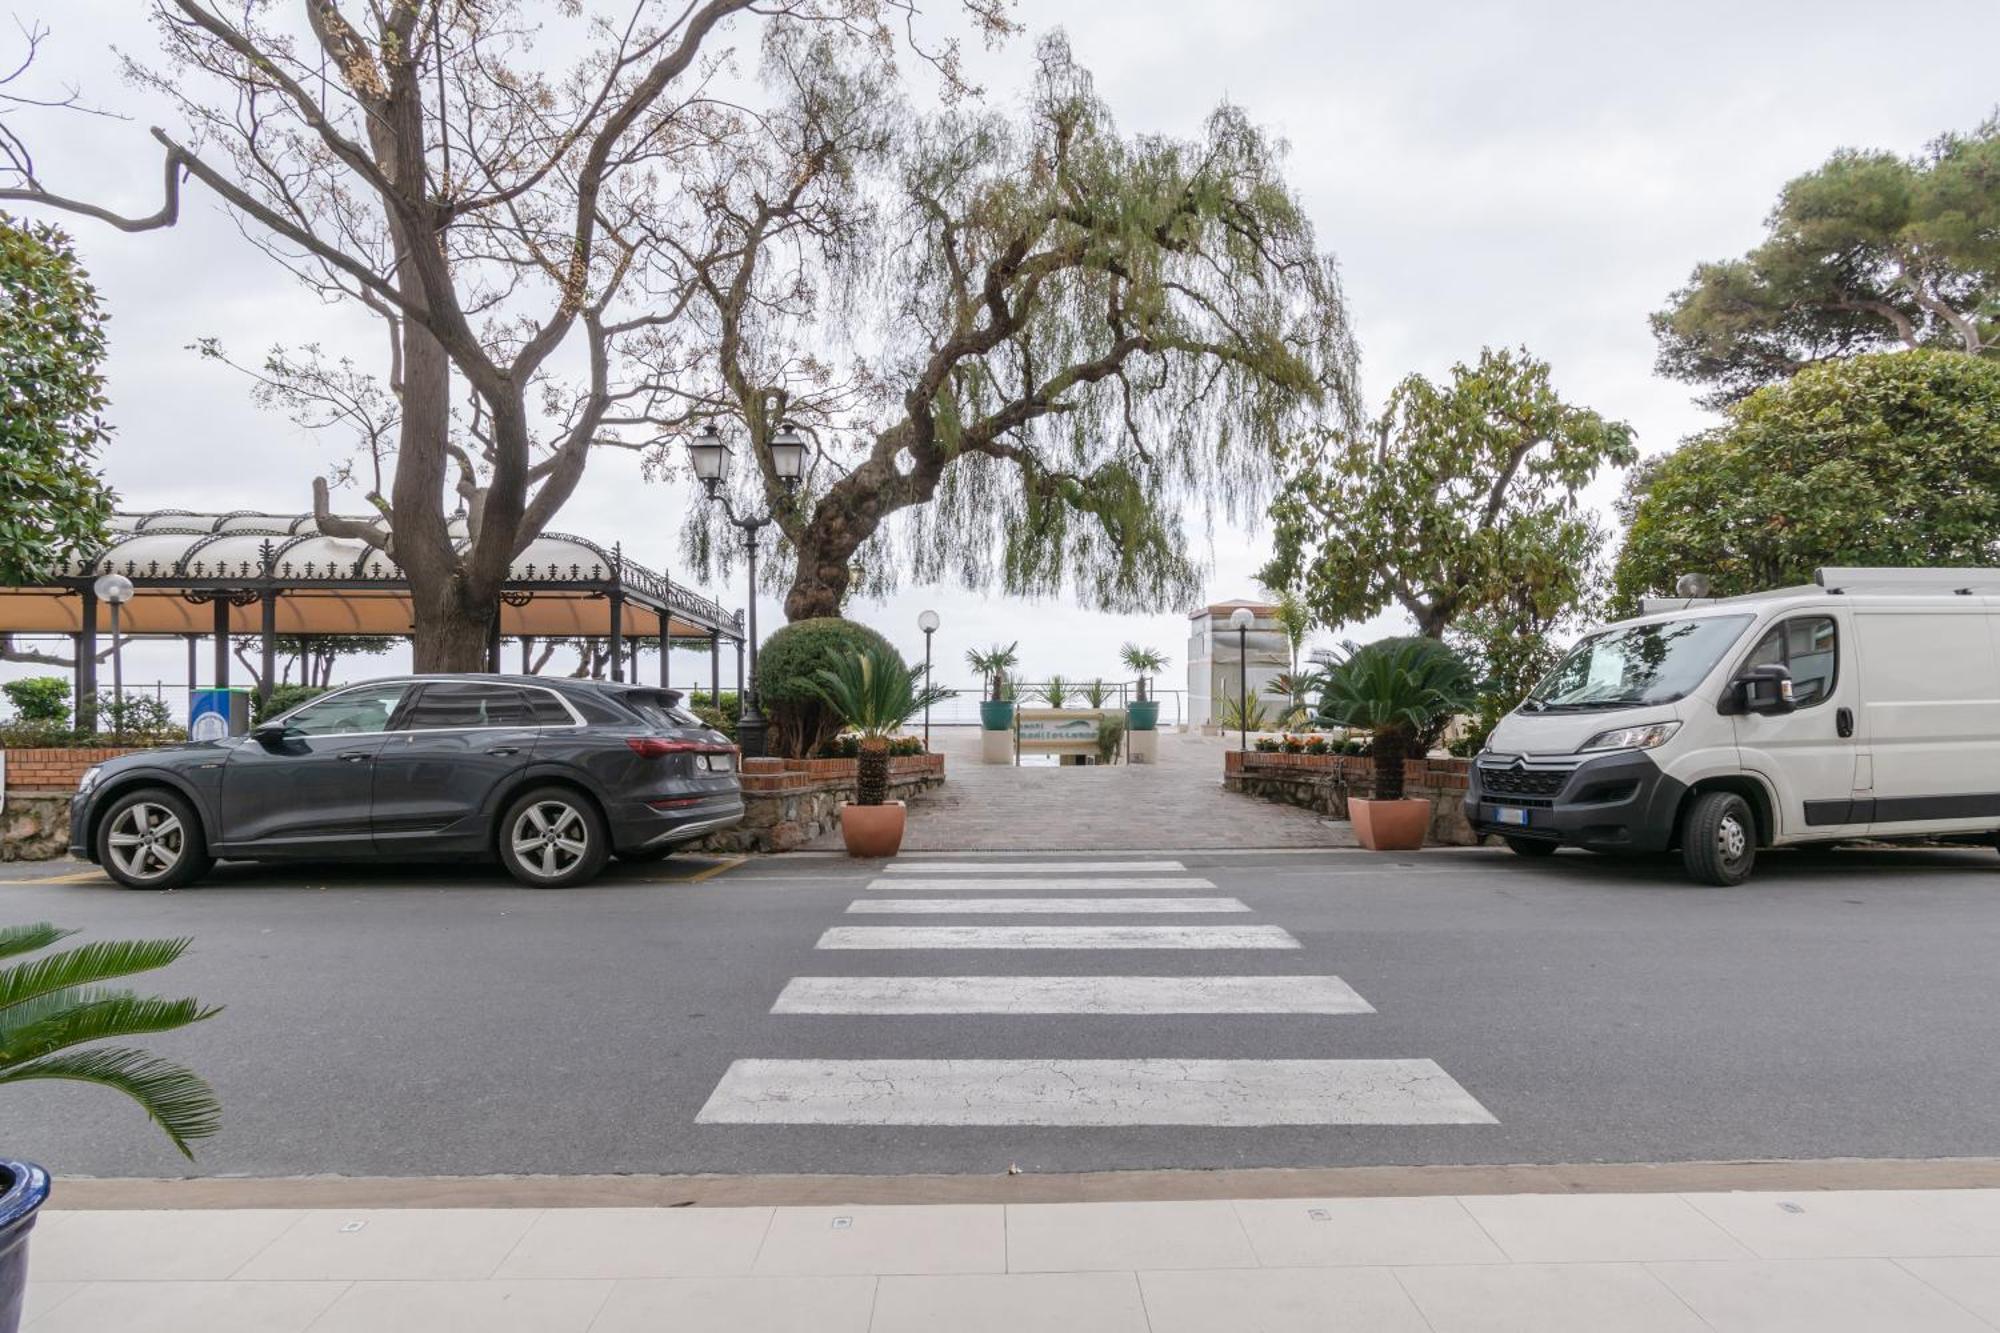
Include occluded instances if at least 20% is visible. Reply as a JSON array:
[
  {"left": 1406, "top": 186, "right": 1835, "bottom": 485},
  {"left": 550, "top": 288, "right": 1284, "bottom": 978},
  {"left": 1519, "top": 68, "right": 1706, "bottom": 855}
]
[{"left": 1815, "top": 567, "right": 2000, "bottom": 595}]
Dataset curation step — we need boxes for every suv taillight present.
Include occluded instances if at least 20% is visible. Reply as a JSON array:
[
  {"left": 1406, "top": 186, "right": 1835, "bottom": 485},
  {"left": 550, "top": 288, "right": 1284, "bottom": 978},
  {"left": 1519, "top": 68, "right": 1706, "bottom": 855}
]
[{"left": 627, "top": 737, "right": 734, "bottom": 758}]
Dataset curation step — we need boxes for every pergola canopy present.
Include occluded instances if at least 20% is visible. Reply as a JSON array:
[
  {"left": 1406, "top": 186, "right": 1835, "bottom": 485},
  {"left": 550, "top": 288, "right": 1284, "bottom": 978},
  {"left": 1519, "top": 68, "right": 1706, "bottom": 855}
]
[{"left": 3, "top": 510, "right": 743, "bottom": 643}]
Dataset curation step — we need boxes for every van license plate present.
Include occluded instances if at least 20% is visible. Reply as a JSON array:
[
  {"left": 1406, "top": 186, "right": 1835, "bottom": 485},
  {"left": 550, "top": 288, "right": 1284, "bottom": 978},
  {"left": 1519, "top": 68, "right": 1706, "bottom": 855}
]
[{"left": 1493, "top": 806, "right": 1530, "bottom": 827}]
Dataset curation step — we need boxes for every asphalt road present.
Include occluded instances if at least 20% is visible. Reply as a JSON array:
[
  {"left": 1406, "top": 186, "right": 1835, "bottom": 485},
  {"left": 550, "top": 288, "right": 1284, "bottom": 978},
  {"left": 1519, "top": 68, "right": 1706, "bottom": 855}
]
[{"left": 3, "top": 845, "right": 1999, "bottom": 1179}]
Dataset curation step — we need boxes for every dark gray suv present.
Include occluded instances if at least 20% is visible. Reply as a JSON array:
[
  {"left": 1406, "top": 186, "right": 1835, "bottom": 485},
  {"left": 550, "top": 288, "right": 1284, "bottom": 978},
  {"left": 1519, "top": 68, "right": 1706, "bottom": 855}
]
[{"left": 68, "top": 675, "right": 743, "bottom": 890}]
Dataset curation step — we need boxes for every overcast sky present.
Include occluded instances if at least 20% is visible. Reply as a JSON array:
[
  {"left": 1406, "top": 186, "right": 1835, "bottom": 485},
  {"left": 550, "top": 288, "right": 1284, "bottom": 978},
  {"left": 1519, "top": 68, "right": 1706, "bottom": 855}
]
[{"left": 6, "top": 0, "right": 1998, "bottom": 709}]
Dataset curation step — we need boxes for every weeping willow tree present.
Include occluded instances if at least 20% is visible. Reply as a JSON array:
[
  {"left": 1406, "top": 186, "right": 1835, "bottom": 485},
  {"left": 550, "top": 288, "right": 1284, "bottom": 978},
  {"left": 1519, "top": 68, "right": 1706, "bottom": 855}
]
[{"left": 660, "top": 31, "right": 1360, "bottom": 620}]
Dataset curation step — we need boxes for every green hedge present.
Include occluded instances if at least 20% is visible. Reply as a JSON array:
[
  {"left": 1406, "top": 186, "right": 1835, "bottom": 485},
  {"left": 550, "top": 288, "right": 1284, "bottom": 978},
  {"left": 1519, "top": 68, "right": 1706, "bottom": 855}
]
[{"left": 754, "top": 618, "right": 899, "bottom": 758}]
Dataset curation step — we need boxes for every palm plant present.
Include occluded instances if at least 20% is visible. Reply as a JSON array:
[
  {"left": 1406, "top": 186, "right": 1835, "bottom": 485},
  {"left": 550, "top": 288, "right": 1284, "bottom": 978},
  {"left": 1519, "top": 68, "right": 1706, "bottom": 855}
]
[
  {"left": 803, "top": 647, "right": 953, "bottom": 805},
  {"left": 1217, "top": 689, "right": 1270, "bottom": 733},
  {"left": 1082, "top": 678, "right": 1113, "bottom": 709},
  {"left": 964, "top": 642, "right": 1020, "bottom": 702},
  {"left": 1264, "top": 672, "right": 1314, "bottom": 729},
  {"left": 1119, "top": 644, "right": 1168, "bottom": 702},
  {"left": 1036, "top": 675, "right": 1072, "bottom": 709},
  {"left": 1311, "top": 638, "right": 1478, "bottom": 800},
  {"left": 0, "top": 924, "right": 222, "bottom": 1158}
]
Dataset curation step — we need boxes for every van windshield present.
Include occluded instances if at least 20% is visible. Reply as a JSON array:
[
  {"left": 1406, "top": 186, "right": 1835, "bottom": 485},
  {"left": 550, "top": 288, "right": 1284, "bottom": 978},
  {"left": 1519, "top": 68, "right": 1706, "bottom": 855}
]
[{"left": 1524, "top": 615, "right": 1753, "bottom": 712}]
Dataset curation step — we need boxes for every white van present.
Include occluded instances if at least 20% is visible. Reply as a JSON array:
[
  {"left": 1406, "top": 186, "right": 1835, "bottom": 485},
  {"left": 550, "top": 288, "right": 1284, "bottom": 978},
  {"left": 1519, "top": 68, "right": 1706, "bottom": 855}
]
[{"left": 1469, "top": 568, "right": 2000, "bottom": 885}]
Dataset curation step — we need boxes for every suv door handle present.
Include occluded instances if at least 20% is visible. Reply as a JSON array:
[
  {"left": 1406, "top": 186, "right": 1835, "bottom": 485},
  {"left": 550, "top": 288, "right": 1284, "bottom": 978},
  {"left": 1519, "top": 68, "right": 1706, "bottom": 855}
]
[
  {"left": 339, "top": 751, "right": 372, "bottom": 764},
  {"left": 486, "top": 746, "right": 520, "bottom": 757},
  {"left": 1836, "top": 706, "right": 1855, "bottom": 739}
]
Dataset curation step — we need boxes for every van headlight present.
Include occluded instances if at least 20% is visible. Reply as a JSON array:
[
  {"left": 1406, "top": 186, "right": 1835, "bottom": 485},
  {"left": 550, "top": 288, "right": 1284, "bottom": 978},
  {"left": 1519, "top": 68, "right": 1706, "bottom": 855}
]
[
  {"left": 77, "top": 766, "right": 101, "bottom": 793},
  {"left": 1577, "top": 721, "right": 1680, "bottom": 753}
]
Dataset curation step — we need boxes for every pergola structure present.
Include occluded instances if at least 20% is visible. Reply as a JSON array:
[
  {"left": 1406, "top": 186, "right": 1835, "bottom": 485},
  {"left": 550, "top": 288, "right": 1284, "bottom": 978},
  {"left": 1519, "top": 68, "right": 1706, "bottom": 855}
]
[{"left": 2, "top": 510, "right": 745, "bottom": 716}]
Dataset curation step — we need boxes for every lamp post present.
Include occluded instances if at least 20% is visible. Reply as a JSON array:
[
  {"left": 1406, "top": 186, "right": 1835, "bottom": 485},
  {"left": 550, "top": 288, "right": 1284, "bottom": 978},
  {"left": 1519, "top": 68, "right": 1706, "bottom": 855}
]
[
  {"left": 687, "top": 421, "right": 806, "bottom": 758},
  {"left": 918, "top": 609, "right": 940, "bottom": 750},
  {"left": 1229, "top": 605, "right": 1254, "bottom": 752},
  {"left": 93, "top": 573, "right": 134, "bottom": 738}
]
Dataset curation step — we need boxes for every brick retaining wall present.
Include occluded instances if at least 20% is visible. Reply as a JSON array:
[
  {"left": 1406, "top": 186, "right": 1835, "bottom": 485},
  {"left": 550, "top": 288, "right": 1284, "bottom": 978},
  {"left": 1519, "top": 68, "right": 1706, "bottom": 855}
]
[
  {"left": 5, "top": 747, "right": 141, "bottom": 793},
  {"left": 696, "top": 752, "right": 946, "bottom": 854}
]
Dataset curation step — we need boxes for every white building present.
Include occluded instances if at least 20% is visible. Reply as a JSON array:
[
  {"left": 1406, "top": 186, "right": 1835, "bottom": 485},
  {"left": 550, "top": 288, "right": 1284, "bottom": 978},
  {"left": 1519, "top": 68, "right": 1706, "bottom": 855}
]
[{"left": 1186, "top": 599, "right": 1293, "bottom": 730}]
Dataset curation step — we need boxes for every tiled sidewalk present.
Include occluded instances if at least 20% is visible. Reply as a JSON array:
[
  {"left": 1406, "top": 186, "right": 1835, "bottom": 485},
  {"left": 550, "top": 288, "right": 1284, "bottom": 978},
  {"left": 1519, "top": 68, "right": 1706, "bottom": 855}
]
[
  {"left": 811, "top": 727, "right": 1354, "bottom": 851},
  {"left": 22, "top": 1189, "right": 2000, "bottom": 1330}
]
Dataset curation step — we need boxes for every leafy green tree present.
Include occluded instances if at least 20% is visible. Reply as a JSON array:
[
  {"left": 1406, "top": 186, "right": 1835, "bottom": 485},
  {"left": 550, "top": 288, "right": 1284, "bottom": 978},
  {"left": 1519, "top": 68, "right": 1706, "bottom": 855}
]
[
  {"left": 1311, "top": 638, "right": 1478, "bottom": 800},
  {"left": 0, "top": 922, "right": 221, "bottom": 1159},
  {"left": 1653, "top": 119, "right": 2000, "bottom": 404},
  {"left": 682, "top": 33, "right": 1359, "bottom": 621},
  {"left": 1262, "top": 347, "right": 1635, "bottom": 640},
  {"left": 0, "top": 215, "right": 114, "bottom": 584},
  {"left": 3, "top": 675, "right": 70, "bottom": 724},
  {"left": 1447, "top": 610, "right": 1568, "bottom": 755},
  {"left": 1613, "top": 350, "right": 2000, "bottom": 610}
]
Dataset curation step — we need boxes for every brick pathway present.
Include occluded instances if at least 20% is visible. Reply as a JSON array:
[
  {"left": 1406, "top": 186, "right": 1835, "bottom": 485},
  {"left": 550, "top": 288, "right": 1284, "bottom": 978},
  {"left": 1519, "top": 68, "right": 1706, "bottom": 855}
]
[{"left": 807, "top": 727, "right": 1354, "bottom": 851}]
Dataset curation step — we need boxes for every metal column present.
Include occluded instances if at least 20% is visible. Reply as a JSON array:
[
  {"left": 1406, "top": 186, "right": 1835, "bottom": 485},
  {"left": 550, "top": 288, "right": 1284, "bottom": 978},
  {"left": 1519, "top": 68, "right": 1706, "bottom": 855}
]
[
  {"left": 607, "top": 592, "right": 625, "bottom": 683},
  {"left": 710, "top": 628, "right": 721, "bottom": 705},
  {"left": 77, "top": 589, "right": 98, "bottom": 730},
  {"left": 259, "top": 591, "right": 278, "bottom": 707},
  {"left": 658, "top": 609, "right": 670, "bottom": 687},
  {"left": 213, "top": 597, "right": 230, "bottom": 689}
]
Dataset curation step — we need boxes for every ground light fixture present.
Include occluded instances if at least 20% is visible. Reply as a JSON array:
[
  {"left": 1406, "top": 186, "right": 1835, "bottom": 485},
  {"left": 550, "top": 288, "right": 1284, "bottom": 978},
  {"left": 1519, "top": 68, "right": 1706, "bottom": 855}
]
[
  {"left": 93, "top": 572, "right": 134, "bottom": 736},
  {"left": 918, "top": 609, "right": 941, "bottom": 749},
  {"left": 1230, "top": 605, "right": 1255, "bottom": 751},
  {"left": 686, "top": 422, "right": 806, "bottom": 757}
]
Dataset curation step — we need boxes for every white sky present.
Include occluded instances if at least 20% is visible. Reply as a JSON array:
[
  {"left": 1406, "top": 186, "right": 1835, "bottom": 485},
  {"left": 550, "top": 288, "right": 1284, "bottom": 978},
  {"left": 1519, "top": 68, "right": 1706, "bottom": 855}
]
[{"left": 5, "top": 0, "right": 1998, "bottom": 708}]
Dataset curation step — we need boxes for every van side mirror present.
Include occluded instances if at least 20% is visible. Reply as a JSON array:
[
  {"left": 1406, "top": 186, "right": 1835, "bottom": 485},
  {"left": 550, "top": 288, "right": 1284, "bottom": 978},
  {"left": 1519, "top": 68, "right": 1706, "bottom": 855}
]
[{"left": 1733, "top": 664, "right": 1796, "bottom": 716}]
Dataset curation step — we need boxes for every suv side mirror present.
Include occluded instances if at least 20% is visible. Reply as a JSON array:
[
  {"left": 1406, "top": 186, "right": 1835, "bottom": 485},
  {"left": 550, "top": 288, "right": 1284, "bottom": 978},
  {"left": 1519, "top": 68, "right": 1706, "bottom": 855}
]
[
  {"left": 250, "top": 719, "right": 294, "bottom": 745},
  {"left": 1734, "top": 663, "right": 1796, "bottom": 715}
]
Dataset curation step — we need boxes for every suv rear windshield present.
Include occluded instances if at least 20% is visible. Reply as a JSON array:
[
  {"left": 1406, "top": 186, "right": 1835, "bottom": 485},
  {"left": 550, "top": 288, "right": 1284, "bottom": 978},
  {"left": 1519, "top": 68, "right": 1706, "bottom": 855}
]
[
  {"left": 623, "top": 689, "right": 705, "bottom": 729},
  {"left": 1525, "top": 614, "right": 1753, "bottom": 712}
]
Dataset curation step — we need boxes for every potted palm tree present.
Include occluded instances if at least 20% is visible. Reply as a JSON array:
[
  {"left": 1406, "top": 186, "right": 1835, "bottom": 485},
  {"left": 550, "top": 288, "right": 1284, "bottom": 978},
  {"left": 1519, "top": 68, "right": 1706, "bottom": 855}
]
[
  {"left": 805, "top": 646, "right": 953, "bottom": 857},
  {"left": 966, "top": 642, "right": 1020, "bottom": 731},
  {"left": 1119, "top": 644, "right": 1168, "bottom": 731},
  {"left": 1, "top": 924, "right": 221, "bottom": 1332},
  {"left": 1312, "top": 638, "right": 1478, "bottom": 851}
]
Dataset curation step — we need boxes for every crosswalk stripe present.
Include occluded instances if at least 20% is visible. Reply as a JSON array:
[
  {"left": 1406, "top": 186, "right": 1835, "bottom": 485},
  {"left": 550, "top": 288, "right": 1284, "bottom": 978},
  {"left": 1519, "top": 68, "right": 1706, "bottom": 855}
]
[
  {"left": 695, "top": 1058, "right": 1496, "bottom": 1125},
  {"left": 770, "top": 975, "right": 1375, "bottom": 1015},
  {"left": 844, "top": 897, "right": 1249, "bottom": 915},
  {"left": 815, "top": 925, "right": 1300, "bottom": 950},
  {"left": 880, "top": 860, "right": 1187, "bottom": 874},
  {"left": 866, "top": 877, "right": 1214, "bottom": 892}
]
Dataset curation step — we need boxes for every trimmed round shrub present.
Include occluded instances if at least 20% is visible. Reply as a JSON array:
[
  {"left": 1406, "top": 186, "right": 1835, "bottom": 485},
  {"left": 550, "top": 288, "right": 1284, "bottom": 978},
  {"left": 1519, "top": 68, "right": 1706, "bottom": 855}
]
[
  {"left": 3, "top": 675, "right": 71, "bottom": 724},
  {"left": 755, "top": 617, "right": 900, "bottom": 758}
]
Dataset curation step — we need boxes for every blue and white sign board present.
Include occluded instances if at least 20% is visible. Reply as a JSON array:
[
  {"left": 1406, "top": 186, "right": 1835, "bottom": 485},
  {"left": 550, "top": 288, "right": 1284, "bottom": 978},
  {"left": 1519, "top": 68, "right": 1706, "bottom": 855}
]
[
  {"left": 189, "top": 687, "right": 252, "bottom": 741},
  {"left": 1017, "top": 709, "right": 1114, "bottom": 754}
]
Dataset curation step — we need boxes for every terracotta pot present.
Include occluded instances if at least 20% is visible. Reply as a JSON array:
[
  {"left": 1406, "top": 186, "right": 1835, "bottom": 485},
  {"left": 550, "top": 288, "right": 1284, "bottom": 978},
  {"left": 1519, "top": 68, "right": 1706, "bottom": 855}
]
[
  {"left": 839, "top": 800, "right": 907, "bottom": 858},
  {"left": 1349, "top": 797, "right": 1431, "bottom": 851}
]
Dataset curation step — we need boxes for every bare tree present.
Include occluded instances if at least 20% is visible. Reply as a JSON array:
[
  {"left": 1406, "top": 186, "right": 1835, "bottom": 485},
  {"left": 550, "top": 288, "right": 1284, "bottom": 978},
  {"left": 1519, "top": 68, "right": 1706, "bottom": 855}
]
[{"left": 0, "top": 1, "right": 1010, "bottom": 668}]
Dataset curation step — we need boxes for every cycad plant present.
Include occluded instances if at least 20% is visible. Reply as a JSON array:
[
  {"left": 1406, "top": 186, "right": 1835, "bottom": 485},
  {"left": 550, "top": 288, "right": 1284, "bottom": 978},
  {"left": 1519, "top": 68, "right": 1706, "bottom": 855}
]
[
  {"left": 804, "top": 647, "right": 953, "bottom": 805},
  {"left": 0, "top": 924, "right": 222, "bottom": 1158},
  {"left": 964, "top": 642, "right": 1020, "bottom": 702},
  {"left": 1217, "top": 690, "right": 1270, "bottom": 733},
  {"left": 1312, "top": 638, "right": 1478, "bottom": 801},
  {"left": 1082, "top": 678, "right": 1113, "bottom": 709},
  {"left": 1118, "top": 644, "right": 1168, "bottom": 701}
]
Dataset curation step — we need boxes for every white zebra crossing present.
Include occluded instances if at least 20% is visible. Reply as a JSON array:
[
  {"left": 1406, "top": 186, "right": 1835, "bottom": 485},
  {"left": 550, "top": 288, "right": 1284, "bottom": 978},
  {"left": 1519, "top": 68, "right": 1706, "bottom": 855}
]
[
  {"left": 696, "top": 1058, "right": 1496, "bottom": 1125},
  {"left": 702, "top": 856, "right": 1497, "bottom": 1131},
  {"left": 879, "top": 860, "right": 1187, "bottom": 874},
  {"left": 844, "top": 897, "right": 1251, "bottom": 914},
  {"left": 816, "top": 924, "right": 1301, "bottom": 950},
  {"left": 771, "top": 975, "right": 1375, "bottom": 1014},
  {"left": 866, "top": 876, "right": 1215, "bottom": 891}
]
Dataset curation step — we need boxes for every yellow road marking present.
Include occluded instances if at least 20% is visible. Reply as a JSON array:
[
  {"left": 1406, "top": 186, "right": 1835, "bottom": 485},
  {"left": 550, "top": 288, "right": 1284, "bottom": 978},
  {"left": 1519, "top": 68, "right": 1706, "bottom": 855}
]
[
  {"left": 5, "top": 869, "right": 111, "bottom": 885},
  {"left": 680, "top": 856, "right": 747, "bottom": 883}
]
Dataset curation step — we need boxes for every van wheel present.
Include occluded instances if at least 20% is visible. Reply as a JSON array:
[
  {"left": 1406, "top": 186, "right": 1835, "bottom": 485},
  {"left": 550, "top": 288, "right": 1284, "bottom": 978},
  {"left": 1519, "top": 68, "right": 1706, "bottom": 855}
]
[
  {"left": 96, "top": 788, "right": 213, "bottom": 890},
  {"left": 498, "top": 787, "right": 610, "bottom": 888},
  {"left": 1682, "top": 791, "right": 1756, "bottom": 886},
  {"left": 1505, "top": 838, "right": 1558, "bottom": 858}
]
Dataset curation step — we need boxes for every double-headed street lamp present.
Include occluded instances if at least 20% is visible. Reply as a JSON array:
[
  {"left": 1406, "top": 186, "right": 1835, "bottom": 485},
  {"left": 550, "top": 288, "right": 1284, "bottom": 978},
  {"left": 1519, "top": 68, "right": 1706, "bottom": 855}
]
[{"left": 686, "top": 421, "right": 807, "bottom": 759}]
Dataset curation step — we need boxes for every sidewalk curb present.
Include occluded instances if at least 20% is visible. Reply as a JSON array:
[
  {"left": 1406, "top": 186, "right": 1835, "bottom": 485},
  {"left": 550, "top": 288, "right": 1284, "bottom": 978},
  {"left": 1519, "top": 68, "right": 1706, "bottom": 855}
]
[{"left": 46, "top": 1156, "right": 2000, "bottom": 1210}]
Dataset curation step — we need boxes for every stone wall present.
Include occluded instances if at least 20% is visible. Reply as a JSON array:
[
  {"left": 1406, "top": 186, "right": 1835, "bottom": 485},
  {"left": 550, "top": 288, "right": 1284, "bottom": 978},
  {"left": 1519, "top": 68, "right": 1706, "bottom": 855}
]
[
  {"left": 1222, "top": 750, "right": 1483, "bottom": 846},
  {"left": 3, "top": 748, "right": 141, "bottom": 861},
  {"left": 694, "top": 753, "right": 946, "bottom": 854}
]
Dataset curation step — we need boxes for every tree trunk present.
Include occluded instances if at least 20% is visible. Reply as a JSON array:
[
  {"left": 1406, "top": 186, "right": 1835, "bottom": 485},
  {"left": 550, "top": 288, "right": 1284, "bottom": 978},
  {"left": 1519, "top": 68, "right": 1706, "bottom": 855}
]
[
  {"left": 409, "top": 582, "right": 495, "bottom": 673},
  {"left": 784, "top": 540, "right": 853, "bottom": 621},
  {"left": 1371, "top": 729, "right": 1407, "bottom": 801}
]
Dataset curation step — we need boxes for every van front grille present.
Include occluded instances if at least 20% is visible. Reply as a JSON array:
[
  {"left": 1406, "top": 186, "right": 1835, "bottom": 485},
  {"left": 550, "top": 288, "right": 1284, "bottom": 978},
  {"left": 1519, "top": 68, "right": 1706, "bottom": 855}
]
[{"left": 1476, "top": 765, "right": 1571, "bottom": 797}]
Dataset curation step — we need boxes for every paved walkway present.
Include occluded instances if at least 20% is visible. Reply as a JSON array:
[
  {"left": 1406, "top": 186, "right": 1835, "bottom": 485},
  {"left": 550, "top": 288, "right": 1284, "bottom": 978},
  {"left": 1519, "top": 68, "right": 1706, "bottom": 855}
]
[
  {"left": 24, "top": 1188, "right": 2000, "bottom": 1330},
  {"left": 810, "top": 727, "right": 1351, "bottom": 851}
]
